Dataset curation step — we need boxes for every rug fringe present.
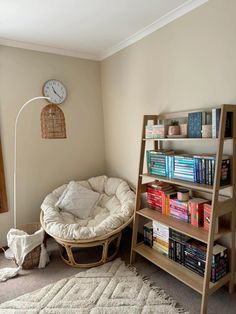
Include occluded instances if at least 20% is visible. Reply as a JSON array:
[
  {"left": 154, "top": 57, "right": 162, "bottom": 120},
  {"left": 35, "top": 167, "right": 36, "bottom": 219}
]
[{"left": 128, "top": 263, "right": 189, "bottom": 314}]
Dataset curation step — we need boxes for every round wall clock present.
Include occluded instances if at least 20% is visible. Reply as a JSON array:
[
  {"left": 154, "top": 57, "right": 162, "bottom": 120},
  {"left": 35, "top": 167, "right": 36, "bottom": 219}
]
[{"left": 43, "top": 79, "right": 67, "bottom": 104}]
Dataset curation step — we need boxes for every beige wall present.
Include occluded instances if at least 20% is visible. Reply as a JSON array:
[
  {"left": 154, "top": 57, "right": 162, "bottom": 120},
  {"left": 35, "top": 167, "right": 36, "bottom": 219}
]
[
  {"left": 0, "top": 46, "right": 105, "bottom": 246},
  {"left": 101, "top": 0, "right": 236, "bottom": 186},
  {"left": 1, "top": 0, "right": 236, "bottom": 249}
]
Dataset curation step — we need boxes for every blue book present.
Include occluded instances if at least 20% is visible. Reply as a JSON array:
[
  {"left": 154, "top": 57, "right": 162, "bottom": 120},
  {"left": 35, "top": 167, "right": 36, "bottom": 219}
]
[
  {"left": 187, "top": 112, "right": 202, "bottom": 138},
  {"left": 165, "top": 156, "right": 169, "bottom": 177},
  {"left": 168, "top": 156, "right": 174, "bottom": 178},
  {"left": 173, "top": 174, "right": 194, "bottom": 182},
  {"left": 194, "top": 158, "right": 200, "bottom": 183},
  {"left": 212, "top": 108, "right": 221, "bottom": 138}
]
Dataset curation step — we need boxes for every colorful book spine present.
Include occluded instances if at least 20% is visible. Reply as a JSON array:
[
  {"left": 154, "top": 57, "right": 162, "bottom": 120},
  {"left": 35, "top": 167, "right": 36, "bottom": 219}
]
[
  {"left": 212, "top": 108, "right": 232, "bottom": 138},
  {"left": 153, "top": 221, "right": 169, "bottom": 256},
  {"left": 147, "top": 150, "right": 230, "bottom": 187},
  {"left": 212, "top": 108, "right": 221, "bottom": 138},
  {"left": 189, "top": 198, "right": 209, "bottom": 227},
  {"left": 163, "top": 191, "right": 177, "bottom": 216},
  {"left": 203, "top": 204, "right": 219, "bottom": 233},
  {"left": 143, "top": 222, "right": 153, "bottom": 247}
]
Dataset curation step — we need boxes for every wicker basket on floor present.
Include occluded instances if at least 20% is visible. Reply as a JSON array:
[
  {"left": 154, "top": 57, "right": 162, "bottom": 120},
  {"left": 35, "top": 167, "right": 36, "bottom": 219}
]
[{"left": 14, "top": 222, "right": 42, "bottom": 270}]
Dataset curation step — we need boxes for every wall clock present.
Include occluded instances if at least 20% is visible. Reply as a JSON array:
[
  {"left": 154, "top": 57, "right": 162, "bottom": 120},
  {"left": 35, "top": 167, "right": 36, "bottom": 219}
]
[{"left": 43, "top": 79, "right": 67, "bottom": 104}]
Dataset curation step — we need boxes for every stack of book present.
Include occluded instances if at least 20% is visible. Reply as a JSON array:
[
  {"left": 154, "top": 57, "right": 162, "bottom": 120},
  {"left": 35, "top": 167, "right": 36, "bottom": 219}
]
[
  {"left": 147, "top": 150, "right": 231, "bottom": 186},
  {"left": 170, "top": 198, "right": 189, "bottom": 223},
  {"left": 146, "top": 181, "right": 174, "bottom": 213},
  {"left": 172, "top": 155, "right": 195, "bottom": 182},
  {"left": 146, "top": 150, "right": 174, "bottom": 177},
  {"left": 152, "top": 221, "right": 169, "bottom": 256},
  {"left": 168, "top": 229, "right": 190, "bottom": 264},
  {"left": 145, "top": 122, "right": 168, "bottom": 139},
  {"left": 194, "top": 154, "right": 230, "bottom": 186},
  {"left": 184, "top": 240, "right": 228, "bottom": 282},
  {"left": 143, "top": 222, "right": 153, "bottom": 247},
  {"left": 184, "top": 239, "right": 207, "bottom": 277},
  {"left": 194, "top": 154, "right": 215, "bottom": 185}
]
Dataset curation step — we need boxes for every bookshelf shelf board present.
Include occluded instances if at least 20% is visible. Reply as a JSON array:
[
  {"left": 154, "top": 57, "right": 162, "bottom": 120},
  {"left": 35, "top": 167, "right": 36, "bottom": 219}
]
[
  {"left": 143, "top": 137, "right": 233, "bottom": 142},
  {"left": 133, "top": 243, "right": 231, "bottom": 295},
  {"left": 141, "top": 173, "right": 231, "bottom": 193},
  {"left": 137, "top": 208, "right": 230, "bottom": 243}
]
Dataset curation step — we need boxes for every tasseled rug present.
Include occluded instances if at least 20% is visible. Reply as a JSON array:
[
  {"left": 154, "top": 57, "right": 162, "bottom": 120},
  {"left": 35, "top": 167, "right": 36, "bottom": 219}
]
[{"left": 0, "top": 258, "right": 189, "bottom": 313}]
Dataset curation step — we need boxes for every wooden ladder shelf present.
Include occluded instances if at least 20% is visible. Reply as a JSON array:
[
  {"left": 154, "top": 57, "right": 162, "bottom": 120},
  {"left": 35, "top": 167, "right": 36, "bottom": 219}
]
[{"left": 130, "top": 105, "right": 236, "bottom": 314}]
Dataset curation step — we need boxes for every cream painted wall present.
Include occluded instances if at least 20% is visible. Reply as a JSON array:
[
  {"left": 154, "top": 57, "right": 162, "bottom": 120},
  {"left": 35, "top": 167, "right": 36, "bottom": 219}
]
[
  {"left": 0, "top": 46, "right": 105, "bottom": 246},
  {"left": 101, "top": 0, "right": 236, "bottom": 187},
  {"left": 101, "top": 0, "right": 236, "bottom": 260}
]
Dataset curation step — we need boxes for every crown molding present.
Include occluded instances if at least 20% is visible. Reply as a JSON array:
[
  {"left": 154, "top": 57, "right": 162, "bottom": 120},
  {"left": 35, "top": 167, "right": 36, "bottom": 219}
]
[
  {"left": 99, "top": 0, "right": 208, "bottom": 60},
  {"left": 0, "top": 0, "right": 208, "bottom": 62},
  {"left": 0, "top": 38, "right": 99, "bottom": 61}
]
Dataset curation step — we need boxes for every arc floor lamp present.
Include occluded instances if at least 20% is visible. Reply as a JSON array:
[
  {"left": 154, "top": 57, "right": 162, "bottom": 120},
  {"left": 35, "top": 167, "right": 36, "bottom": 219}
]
[{"left": 13, "top": 96, "right": 50, "bottom": 228}]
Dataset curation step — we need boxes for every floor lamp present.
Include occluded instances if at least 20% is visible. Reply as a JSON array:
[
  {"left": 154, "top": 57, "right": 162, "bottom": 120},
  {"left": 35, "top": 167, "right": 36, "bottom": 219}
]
[
  {"left": 3, "top": 96, "right": 50, "bottom": 261},
  {"left": 13, "top": 96, "right": 50, "bottom": 228}
]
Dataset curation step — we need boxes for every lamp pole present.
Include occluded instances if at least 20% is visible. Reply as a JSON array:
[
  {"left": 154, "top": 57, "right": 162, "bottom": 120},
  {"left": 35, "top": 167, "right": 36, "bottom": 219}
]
[{"left": 13, "top": 96, "right": 50, "bottom": 228}]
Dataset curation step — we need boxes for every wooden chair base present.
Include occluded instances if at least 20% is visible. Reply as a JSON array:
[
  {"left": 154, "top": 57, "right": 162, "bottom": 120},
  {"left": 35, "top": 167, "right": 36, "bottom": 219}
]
[
  {"left": 55, "top": 231, "right": 122, "bottom": 268},
  {"left": 40, "top": 211, "right": 134, "bottom": 268}
]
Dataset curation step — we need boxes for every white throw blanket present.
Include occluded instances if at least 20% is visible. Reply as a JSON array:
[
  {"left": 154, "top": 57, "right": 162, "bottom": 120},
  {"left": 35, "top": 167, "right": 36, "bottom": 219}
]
[{"left": 0, "top": 227, "right": 49, "bottom": 282}]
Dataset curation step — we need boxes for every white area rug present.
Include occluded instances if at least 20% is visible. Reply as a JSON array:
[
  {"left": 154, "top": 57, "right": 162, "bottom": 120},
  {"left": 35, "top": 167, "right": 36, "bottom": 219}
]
[{"left": 0, "top": 258, "right": 188, "bottom": 313}]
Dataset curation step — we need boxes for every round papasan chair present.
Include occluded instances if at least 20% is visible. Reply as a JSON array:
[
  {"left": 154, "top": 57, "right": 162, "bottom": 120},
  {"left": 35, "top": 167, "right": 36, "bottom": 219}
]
[{"left": 40, "top": 175, "right": 135, "bottom": 267}]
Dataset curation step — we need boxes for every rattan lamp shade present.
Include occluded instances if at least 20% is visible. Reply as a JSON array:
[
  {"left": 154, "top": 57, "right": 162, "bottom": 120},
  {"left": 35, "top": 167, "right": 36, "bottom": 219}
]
[{"left": 41, "top": 104, "right": 66, "bottom": 139}]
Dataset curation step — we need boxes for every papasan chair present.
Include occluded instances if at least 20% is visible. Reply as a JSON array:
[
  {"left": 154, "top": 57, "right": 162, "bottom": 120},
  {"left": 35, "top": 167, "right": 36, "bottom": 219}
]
[{"left": 40, "top": 175, "right": 135, "bottom": 267}]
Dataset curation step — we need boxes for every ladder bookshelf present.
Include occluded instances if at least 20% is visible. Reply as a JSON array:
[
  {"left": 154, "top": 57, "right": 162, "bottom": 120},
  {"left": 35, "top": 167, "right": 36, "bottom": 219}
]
[{"left": 130, "top": 105, "right": 236, "bottom": 314}]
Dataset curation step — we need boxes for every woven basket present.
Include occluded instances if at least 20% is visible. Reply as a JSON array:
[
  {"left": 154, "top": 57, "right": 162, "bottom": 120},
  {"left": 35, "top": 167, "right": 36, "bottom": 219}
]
[{"left": 14, "top": 222, "right": 42, "bottom": 270}]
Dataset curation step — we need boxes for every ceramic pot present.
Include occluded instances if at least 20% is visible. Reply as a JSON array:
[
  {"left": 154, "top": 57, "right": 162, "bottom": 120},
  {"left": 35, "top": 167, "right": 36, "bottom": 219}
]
[
  {"left": 202, "top": 125, "right": 212, "bottom": 138},
  {"left": 168, "top": 125, "right": 180, "bottom": 136}
]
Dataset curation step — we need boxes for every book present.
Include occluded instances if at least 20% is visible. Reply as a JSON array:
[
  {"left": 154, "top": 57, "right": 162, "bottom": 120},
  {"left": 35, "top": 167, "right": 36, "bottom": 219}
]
[
  {"left": 225, "top": 112, "right": 233, "bottom": 137},
  {"left": 189, "top": 198, "right": 209, "bottom": 227},
  {"left": 143, "top": 222, "right": 153, "bottom": 247},
  {"left": 220, "top": 158, "right": 230, "bottom": 186},
  {"left": 187, "top": 112, "right": 202, "bottom": 138},
  {"left": 202, "top": 111, "right": 212, "bottom": 125},
  {"left": 193, "top": 154, "right": 230, "bottom": 186},
  {"left": 203, "top": 204, "right": 219, "bottom": 233},
  {"left": 147, "top": 182, "right": 174, "bottom": 213},
  {"left": 163, "top": 191, "right": 177, "bottom": 215},
  {"left": 212, "top": 244, "right": 228, "bottom": 265},
  {"left": 212, "top": 108, "right": 221, "bottom": 138},
  {"left": 147, "top": 150, "right": 175, "bottom": 177},
  {"left": 212, "top": 108, "right": 232, "bottom": 138},
  {"left": 153, "top": 221, "right": 169, "bottom": 255}
]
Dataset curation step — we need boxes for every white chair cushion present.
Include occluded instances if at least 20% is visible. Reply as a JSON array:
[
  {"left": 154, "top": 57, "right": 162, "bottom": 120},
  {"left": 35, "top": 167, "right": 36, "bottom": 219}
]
[
  {"left": 55, "top": 181, "right": 100, "bottom": 219},
  {"left": 41, "top": 175, "right": 135, "bottom": 240}
]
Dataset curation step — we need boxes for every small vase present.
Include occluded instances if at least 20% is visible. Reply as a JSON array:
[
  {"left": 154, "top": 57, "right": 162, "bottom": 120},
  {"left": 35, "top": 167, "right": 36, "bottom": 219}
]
[
  {"left": 168, "top": 125, "right": 180, "bottom": 136},
  {"left": 180, "top": 123, "right": 187, "bottom": 136}
]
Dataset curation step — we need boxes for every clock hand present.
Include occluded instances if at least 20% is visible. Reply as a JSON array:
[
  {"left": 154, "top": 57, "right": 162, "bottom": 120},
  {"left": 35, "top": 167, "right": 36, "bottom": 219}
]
[{"left": 52, "top": 86, "right": 62, "bottom": 99}]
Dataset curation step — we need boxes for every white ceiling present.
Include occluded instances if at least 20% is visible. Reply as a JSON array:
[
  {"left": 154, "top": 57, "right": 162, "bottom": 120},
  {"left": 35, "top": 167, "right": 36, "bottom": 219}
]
[{"left": 0, "top": 0, "right": 208, "bottom": 60}]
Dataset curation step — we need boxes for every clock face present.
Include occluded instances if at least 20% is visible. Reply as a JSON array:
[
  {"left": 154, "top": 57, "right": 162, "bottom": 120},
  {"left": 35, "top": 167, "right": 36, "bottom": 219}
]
[{"left": 43, "top": 79, "right": 67, "bottom": 104}]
